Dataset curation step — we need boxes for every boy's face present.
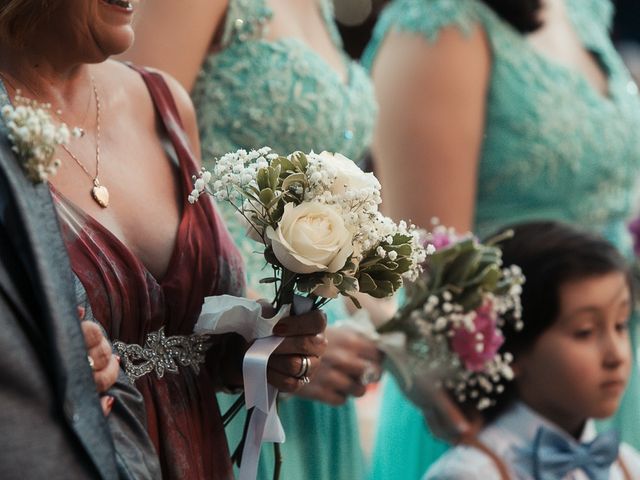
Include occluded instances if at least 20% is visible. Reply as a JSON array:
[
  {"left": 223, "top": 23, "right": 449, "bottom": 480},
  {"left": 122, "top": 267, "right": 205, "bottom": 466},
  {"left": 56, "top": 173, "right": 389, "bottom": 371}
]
[{"left": 515, "top": 271, "right": 632, "bottom": 434}]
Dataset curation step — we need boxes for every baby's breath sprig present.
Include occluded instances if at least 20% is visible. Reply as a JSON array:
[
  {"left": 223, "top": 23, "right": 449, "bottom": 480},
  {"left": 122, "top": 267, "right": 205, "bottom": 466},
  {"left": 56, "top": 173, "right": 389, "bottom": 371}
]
[{"left": 1, "top": 92, "right": 80, "bottom": 182}]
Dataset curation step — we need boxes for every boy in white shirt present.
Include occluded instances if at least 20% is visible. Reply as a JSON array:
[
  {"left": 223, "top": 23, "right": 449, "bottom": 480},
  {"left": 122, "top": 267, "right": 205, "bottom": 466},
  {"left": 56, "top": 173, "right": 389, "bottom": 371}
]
[{"left": 424, "top": 221, "right": 640, "bottom": 479}]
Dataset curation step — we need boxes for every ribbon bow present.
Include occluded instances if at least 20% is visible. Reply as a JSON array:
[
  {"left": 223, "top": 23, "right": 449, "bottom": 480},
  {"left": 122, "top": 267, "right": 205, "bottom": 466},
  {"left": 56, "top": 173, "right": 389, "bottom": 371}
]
[{"left": 528, "top": 426, "right": 620, "bottom": 480}]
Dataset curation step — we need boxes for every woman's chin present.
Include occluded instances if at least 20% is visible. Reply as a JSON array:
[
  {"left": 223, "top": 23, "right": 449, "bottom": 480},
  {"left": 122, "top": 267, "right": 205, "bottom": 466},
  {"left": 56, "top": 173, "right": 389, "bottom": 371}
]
[{"left": 93, "top": 29, "right": 135, "bottom": 59}]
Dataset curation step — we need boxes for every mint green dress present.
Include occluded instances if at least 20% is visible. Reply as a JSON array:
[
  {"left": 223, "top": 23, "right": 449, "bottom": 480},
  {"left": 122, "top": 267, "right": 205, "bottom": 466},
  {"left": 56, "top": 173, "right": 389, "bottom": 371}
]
[
  {"left": 362, "top": 0, "right": 640, "bottom": 478},
  {"left": 191, "top": 0, "right": 377, "bottom": 478}
]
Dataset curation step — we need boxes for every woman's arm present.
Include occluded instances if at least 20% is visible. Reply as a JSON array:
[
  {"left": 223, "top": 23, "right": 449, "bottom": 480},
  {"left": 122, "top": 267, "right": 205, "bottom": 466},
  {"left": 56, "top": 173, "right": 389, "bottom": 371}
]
[
  {"left": 121, "top": 0, "right": 228, "bottom": 91},
  {"left": 371, "top": 25, "right": 491, "bottom": 232}
]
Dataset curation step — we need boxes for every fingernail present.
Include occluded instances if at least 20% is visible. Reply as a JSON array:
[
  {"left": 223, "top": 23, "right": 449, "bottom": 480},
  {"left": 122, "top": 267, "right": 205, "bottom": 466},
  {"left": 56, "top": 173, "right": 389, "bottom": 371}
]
[{"left": 115, "top": 355, "right": 121, "bottom": 363}]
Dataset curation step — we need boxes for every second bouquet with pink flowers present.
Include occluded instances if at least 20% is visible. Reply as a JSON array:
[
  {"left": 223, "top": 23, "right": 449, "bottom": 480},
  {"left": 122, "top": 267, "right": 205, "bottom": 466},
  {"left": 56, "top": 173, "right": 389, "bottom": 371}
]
[
  {"left": 376, "top": 225, "right": 526, "bottom": 412},
  {"left": 189, "top": 147, "right": 426, "bottom": 309}
]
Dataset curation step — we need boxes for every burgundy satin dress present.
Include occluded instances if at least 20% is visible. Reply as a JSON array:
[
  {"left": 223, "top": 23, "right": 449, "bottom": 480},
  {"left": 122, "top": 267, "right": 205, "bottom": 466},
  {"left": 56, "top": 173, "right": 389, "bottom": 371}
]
[{"left": 52, "top": 67, "right": 246, "bottom": 479}]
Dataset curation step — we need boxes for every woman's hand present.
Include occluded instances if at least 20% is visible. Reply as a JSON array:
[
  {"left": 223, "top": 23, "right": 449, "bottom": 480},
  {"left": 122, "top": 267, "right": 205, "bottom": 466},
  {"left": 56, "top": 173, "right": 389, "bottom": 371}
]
[
  {"left": 296, "top": 326, "right": 383, "bottom": 406},
  {"left": 81, "top": 320, "right": 119, "bottom": 416},
  {"left": 266, "top": 309, "right": 328, "bottom": 393}
]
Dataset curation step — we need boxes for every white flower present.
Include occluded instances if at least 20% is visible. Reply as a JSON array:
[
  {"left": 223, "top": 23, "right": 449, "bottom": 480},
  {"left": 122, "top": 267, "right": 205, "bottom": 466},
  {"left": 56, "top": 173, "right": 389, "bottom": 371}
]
[
  {"left": 266, "top": 202, "right": 354, "bottom": 274},
  {"left": 316, "top": 151, "right": 380, "bottom": 195},
  {"left": 1, "top": 95, "right": 72, "bottom": 183}
]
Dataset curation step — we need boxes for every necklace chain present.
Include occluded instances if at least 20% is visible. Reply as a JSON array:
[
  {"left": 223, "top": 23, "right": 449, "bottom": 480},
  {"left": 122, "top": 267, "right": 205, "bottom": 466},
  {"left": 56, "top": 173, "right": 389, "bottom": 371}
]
[
  {"left": 60, "top": 76, "right": 101, "bottom": 186},
  {"left": 0, "top": 71, "right": 109, "bottom": 207}
]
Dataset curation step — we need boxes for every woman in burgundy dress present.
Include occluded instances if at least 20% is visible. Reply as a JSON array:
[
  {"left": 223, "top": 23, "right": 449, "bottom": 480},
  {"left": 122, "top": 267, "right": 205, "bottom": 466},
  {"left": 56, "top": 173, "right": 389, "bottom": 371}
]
[{"left": 0, "top": 1, "right": 327, "bottom": 478}]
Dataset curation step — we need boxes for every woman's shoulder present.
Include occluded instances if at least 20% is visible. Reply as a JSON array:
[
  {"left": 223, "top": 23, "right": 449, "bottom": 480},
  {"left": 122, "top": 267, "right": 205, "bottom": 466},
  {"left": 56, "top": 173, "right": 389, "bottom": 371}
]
[
  {"left": 99, "top": 61, "right": 200, "bottom": 160},
  {"left": 376, "top": 0, "right": 492, "bottom": 42},
  {"left": 99, "top": 60, "right": 192, "bottom": 111},
  {"left": 422, "top": 443, "right": 502, "bottom": 480},
  {"left": 362, "top": 0, "right": 495, "bottom": 68}
]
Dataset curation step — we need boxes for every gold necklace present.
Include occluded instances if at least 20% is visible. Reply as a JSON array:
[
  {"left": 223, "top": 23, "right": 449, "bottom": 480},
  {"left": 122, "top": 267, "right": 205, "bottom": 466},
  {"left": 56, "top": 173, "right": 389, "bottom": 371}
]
[
  {"left": 60, "top": 76, "right": 109, "bottom": 208},
  {"left": 0, "top": 71, "right": 108, "bottom": 208}
]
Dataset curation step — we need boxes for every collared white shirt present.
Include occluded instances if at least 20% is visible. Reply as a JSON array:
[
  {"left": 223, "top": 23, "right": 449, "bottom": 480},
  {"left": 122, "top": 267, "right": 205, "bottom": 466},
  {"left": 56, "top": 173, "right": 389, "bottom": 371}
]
[{"left": 423, "top": 402, "right": 640, "bottom": 479}]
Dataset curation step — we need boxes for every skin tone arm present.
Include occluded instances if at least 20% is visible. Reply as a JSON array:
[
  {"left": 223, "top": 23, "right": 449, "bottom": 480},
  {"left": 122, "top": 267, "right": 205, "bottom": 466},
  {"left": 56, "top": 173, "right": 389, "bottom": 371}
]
[
  {"left": 370, "top": 24, "right": 491, "bottom": 435},
  {"left": 121, "top": 0, "right": 228, "bottom": 91},
  {"left": 370, "top": 25, "right": 491, "bottom": 233}
]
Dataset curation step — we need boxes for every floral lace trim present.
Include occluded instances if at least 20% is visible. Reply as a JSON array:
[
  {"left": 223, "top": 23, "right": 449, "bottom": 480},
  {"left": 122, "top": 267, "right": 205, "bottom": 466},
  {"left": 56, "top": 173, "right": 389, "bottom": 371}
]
[{"left": 113, "top": 327, "right": 212, "bottom": 381}]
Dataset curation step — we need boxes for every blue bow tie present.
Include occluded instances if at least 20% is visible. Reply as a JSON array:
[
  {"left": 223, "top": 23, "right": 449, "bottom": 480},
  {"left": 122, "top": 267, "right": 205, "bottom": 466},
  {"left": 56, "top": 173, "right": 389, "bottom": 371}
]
[{"left": 527, "top": 426, "right": 620, "bottom": 480}]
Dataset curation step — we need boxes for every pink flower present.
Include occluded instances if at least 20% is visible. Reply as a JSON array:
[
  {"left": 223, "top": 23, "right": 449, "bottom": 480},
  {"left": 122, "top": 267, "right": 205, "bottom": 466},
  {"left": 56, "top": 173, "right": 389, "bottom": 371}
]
[
  {"left": 429, "top": 231, "right": 454, "bottom": 250},
  {"left": 450, "top": 302, "right": 504, "bottom": 372}
]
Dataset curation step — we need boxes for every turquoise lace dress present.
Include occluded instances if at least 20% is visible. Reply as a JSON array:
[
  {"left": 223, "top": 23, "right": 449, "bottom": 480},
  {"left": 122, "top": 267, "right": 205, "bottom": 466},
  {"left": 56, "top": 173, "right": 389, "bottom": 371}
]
[
  {"left": 362, "top": 0, "right": 640, "bottom": 478},
  {"left": 192, "top": 0, "right": 376, "bottom": 478}
]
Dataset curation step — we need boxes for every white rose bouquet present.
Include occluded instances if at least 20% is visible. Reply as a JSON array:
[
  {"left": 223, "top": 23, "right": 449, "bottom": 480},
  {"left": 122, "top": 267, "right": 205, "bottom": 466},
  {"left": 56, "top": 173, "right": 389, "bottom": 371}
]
[
  {"left": 189, "top": 147, "right": 425, "bottom": 310},
  {"left": 189, "top": 147, "right": 426, "bottom": 480}
]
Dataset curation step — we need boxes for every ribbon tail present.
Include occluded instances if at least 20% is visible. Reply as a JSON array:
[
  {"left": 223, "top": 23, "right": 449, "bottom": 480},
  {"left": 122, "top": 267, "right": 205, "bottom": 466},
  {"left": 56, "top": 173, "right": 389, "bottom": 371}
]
[{"left": 238, "top": 335, "right": 286, "bottom": 480}]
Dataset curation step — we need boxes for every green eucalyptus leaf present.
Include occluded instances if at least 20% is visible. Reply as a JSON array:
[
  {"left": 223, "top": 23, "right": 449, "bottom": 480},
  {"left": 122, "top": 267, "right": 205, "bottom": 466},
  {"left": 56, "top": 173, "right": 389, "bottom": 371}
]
[
  {"left": 256, "top": 167, "right": 270, "bottom": 190},
  {"left": 259, "top": 188, "right": 275, "bottom": 206},
  {"left": 282, "top": 173, "right": 307, "bottom": 191}
]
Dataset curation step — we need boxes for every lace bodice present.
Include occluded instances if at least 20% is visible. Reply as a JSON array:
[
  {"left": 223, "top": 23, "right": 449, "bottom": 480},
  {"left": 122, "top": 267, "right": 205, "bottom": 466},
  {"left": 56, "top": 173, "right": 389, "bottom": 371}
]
[
  {"left": 363, "top": 0, "right": 640, "bottom": 254},
  {"left": 192, "top": 0, "right": 377, "bottom": 299},
  {"left": 192, "top": 0, "right": 376, "bottom": 163}
]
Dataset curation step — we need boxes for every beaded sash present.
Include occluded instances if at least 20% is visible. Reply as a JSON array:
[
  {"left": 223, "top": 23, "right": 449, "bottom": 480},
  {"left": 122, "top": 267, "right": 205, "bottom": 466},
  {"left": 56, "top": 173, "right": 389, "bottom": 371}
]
[{"left": 113, "top": 327, "right": 212, "bottom": 381}]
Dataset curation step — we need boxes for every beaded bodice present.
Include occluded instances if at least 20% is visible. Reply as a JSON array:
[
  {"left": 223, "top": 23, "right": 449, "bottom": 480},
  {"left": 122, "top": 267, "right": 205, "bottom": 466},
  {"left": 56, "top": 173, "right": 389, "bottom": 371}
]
[
  {"left": 363, "top": 0, "right": 640, "bottom": 254},
  {"left": 193, "top": 0, "right": 377, "bottom": 300}
]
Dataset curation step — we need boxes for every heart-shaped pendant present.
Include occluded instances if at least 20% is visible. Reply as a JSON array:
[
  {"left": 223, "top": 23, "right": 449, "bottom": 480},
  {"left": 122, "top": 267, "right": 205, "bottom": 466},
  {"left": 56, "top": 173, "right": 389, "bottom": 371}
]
[{"left": 92, "top": 184, "right": 110, "bottom": 208}]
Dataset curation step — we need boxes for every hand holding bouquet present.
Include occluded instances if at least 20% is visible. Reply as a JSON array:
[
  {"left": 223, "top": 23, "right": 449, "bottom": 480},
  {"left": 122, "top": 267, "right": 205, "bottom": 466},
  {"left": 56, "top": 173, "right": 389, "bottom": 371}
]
[{"left": 189, "top": 147, "right": 426, "bottom": 480}]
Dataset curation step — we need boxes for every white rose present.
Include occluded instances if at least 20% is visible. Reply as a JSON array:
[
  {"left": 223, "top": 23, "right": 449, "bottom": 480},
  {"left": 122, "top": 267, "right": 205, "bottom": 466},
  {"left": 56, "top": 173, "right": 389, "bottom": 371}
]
[
  {"left": 317, "top": 151, "right": 380, "bottom": 195},
  {"left": 266, "top": 202, "right": 353, "bottom": 274}
]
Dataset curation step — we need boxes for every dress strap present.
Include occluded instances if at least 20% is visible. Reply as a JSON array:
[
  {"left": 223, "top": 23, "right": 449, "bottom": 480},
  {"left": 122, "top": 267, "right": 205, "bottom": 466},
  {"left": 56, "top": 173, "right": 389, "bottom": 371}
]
[
  {"left": 125, "top": 63, "right": 198, "bottom": 183},
  {"left": 461, "top": 437, "right": 511, "bottom": 480}
]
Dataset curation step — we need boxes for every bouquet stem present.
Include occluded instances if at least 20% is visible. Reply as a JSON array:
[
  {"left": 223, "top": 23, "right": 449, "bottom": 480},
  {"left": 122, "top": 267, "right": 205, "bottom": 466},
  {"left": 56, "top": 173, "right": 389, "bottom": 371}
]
[
  {"left": 232, "top": 406, "right": 254, "bottom": 467},
  {"left": 222, "top": 394, "right": 246, "bottom": 427},
  {"left": 273, "top": 442, "right": 282, "bottom": 480}
]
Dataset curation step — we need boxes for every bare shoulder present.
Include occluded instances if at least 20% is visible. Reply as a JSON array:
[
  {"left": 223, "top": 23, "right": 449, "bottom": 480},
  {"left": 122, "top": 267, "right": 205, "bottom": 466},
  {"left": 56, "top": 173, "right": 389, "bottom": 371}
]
[
  {"left": 97, "top": 60, "right": 195, "bottom": 126},
  {"left": 94, "top": 60, "right": 201, "bottom": 162}
]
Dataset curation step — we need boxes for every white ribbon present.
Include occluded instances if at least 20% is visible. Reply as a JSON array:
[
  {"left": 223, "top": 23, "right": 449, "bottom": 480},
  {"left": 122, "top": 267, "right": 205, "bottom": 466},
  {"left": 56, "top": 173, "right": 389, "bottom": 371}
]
[{"left": 194, "top": 295, "right": 290, "bottom": 480}]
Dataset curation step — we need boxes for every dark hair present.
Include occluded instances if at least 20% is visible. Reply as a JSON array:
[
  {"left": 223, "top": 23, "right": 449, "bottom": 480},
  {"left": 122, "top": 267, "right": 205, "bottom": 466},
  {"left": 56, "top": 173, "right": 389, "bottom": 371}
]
[
  {"left": 479, "top": 0, "right": 543, "bottom": 33},
  {"left": 482, "top": 220, "right": 631, "bottom": 420}
]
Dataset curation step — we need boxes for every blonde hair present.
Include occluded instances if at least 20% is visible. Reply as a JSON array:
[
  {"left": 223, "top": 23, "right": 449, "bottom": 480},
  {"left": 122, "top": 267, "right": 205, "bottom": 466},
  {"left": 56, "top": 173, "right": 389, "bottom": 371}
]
[{"left": 0, "top": 0, "right": 55, "bottom": 46}]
